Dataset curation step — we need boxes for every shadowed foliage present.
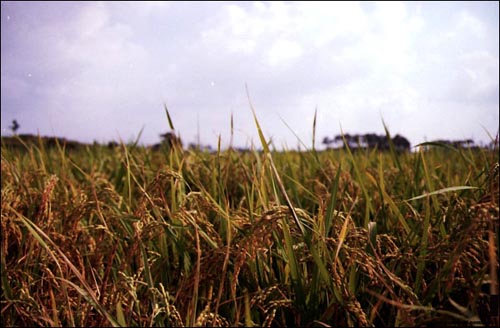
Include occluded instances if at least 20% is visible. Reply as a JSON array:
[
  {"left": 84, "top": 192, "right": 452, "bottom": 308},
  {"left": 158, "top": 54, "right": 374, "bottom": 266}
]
[{"left": 323, "top": 133, "right": 411, "bottom": 152}]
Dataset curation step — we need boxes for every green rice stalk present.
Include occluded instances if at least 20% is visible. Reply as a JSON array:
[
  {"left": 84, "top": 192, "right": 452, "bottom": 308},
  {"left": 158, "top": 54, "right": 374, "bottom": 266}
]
[
  {"left": 15, "top": 209, "right": 119, "bottom": 327},
  {"left": 365, "top": 170, "right": 410, "bottom": 235},
  {"left": 324, "top": 163, "right": 342, "bottom": 237},
  {"left": 405, "top": 186, "right": 479, "bottom": 201},
  {"left": 382, "top": 119, "right": 402, "bottom": 172},
  {"left": 415, "top": 141, "right": 476, "bottom": 169},
  {"left": 333, "top": 215, "right": 350, "bottom": 274},
  {"left": 414, "top": 196, "right": 430, "bottom": 294},
  {"left": 116, "top": 301, "right": 127, "bottom": 327},
  {"left": 340, "top": 128, "right": 373, "bottom": 228},
  {"left": 164, "top": 103, "right": 175, "bottom": 130}
]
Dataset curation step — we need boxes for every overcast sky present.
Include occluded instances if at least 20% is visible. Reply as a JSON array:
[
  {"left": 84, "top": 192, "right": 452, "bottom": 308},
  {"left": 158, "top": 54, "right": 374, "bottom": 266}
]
[{"left": 1, "top": 1, "right": 499, "bottom": 149}]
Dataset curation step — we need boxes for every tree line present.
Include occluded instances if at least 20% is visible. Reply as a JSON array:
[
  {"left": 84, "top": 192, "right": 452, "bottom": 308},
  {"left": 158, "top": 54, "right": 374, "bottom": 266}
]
[
  {"left": 322, "top": 133, "right": 411, "bottom": 152},
  {"left": 5, "top": 120, "right": 493, "bottom": 152}
]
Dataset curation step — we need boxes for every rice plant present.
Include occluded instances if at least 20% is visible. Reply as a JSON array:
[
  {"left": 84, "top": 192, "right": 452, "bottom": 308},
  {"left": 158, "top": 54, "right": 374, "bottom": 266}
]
[{"left": 1, "top": 114, "right": 498, "bottom": 327}]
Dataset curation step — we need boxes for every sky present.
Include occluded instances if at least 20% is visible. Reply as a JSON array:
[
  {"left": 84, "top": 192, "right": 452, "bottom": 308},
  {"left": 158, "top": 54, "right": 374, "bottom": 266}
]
[{"left": 1, "top": 1, "right": 499, "bottom": 150}]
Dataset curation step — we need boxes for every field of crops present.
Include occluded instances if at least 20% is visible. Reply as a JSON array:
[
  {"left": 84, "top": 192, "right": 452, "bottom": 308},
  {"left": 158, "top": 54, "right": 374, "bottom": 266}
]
[{"left": 1, "top": 121, "right": 498, "bottom": 326}]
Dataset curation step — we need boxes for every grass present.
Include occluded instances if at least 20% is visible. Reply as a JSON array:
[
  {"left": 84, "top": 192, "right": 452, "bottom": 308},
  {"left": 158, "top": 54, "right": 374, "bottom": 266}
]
[{"left": 1, "top": 115, "right": 498, "bottom": 327}]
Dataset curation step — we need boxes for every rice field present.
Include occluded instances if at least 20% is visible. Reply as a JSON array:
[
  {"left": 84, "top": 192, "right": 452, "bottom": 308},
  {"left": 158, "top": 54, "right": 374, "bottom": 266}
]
[{"left": 1, "top": 114, "right": 498, "bottom": 327}]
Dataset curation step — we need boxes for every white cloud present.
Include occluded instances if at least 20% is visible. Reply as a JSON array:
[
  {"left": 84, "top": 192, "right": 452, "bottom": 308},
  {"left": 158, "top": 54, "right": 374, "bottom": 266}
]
[
  {"left": 294, "top": 2, "right": 368, "bottom": 47},
  {"left": 267, "top": 39, "right": 303, "bottom": 66},
  {"left": 363, "top": 2, "right": 424, "bottom": 75},
  {"left": 77, "top": 2, "right": 109, "bottom": 38},
  {"left": 456, "top": 9, "right": 487, "bottom": 37},
  {"left": 63, "top": 4, "right": 144, "bottom": 69},
  {"left": 1, "top": 74, "right": 30, "bottom": 100},
  {"left": 191, "top": 1, "right": 497, "bottom": 147},
  {"left": 413, "top": 7, "right": 498, "bottom": 108},
  {"left": 458, "top": 50, "right": 499, "bottom": 102},
  {"left": 201, "top": 3, "right": 267, "bottom": 55},
  {"left": 1, "top": 1, "right": 498, "bottom": 147},
  {"left": 6, "top": 2, "right": 162, "bottom": 142}
]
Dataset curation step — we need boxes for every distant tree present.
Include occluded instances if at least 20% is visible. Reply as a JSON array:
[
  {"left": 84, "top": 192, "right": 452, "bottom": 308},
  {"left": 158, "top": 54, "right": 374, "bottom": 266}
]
[
  {"left": 430, "top": 139, "right": 476, "bottom": 149},
  {"left": 364, "top": 133, "right": 379, "bottom": 148},
  {"left": 336, "top": 133, "right": 363, "bottom": 149},
  {"left": 322, "top": 136, "right": 332, "bottom": 147},
  {"left": 392, "top": 134, "right": 411, "bottom": 152},
  {"left": 378, "top": 135, "right": 390, "bottom": 151},
  {"left": 322, "top": 132, "right": 411, "bottom": 152},
  {"left": 457, "top": 139, "right": 474, "bottom": 148},
  {"left": 107, "top": 141, "right": 119, "bottom": 149},
  {"left": 9, "top": 120, "right": 19, "bottom": 134},
  {"left": 159, "top": 132, "right": 183, "bottom": 150}
]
